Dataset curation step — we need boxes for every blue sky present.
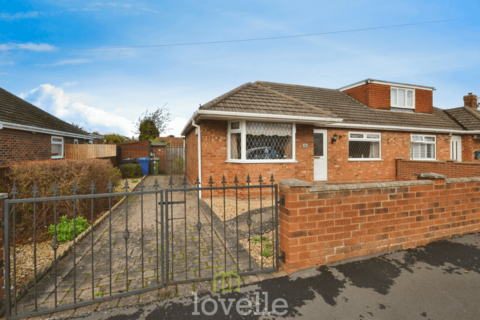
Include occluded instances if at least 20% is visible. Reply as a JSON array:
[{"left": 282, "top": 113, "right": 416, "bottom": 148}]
[{"left": 1, "top": 0, "right": 479, "bottom": 137}]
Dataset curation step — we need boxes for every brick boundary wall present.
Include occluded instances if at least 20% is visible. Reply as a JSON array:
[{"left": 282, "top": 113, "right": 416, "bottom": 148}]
[
  {"left": 278, "top": 177, "right": 480, "bottom": 274},
  {"left": 396, "top": 158, "right": 480, "bottom": 180},
  {"left": 0, "top": 193, "right": 7, "bottom": 312}
]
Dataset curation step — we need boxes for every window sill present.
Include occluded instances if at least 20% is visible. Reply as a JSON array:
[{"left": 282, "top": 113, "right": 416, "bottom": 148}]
[
  {"left": 226, "top": 160, "right": 298, "bottom": 164},
  {"left": 409, "top": 159, "right": 437, "bottom": 161},
  {"left": 348, "top": 159, "right": 383, "bottom": 162},
  {"left": 51, "top": 156, "right": 64, "bottom": 159}
]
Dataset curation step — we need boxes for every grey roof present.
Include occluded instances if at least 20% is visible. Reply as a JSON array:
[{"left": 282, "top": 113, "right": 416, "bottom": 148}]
[
  {"left": 199, "top": 82, "right": 338, "bottom": 119},
  {"left": 0, "top": 87, "right": 89, "bottom": 135},
  {"left": 444, "top": 107, "right": 480, "bottom": 130},
  {"left": 255, "top": 81, "right": 463, "bottom": 130}
]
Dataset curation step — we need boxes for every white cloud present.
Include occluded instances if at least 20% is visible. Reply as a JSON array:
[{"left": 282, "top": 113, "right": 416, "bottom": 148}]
[
  {"left": 0, "top": 72, "right": 7, "bottom": 76},
  {"left": 62, "top": 81, "right": 78, "bottom": 87},
  {"left": 21, "top": 84, "right": 136, "bottom": 136},
  {"left": 40, "top": 59, "right": 92, "bottom": 67},
  {"left": 0, "top": 12, "right": 38, "bottom": 20},
  {"left": 165, "top": 117, "right": 188, "bottom": 137},
  {"left": 0, "top": 43, "right": 57, "bottom": 52}
]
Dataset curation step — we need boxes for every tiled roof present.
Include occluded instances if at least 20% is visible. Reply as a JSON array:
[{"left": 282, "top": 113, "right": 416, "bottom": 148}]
[
  {"left": 444, "top": 107, "right": 480, "bottom": 130},
  {"left": 256, "top": 81, "right": 463, "bottom": 131},
  {"left": 199, "top": 82, "right": 338, "bottom": 119},
  {"left": 0, "top": 87, "right": 89, "bottom": 135}
]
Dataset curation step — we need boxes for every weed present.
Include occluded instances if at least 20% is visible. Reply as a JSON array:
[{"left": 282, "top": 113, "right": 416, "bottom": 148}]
[
  {"left": 94, "top": 291, "right": 104, "bottom": 297},
  {"left": 48, "top": 216, "right": 90, "bottom": 242},
  {"left": 132, "top": 179, "right": 139, "bottom": 183}
]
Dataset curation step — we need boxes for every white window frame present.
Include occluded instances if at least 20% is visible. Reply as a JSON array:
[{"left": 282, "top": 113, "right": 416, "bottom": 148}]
[
  {"left": 88, "top": 140, "right": 93, "bottom": 144},
  {"left": 391, "top": 87, "right": 415, "bottom": 110},
  {"left": 226, "top": 120, "right": 297, "bottom": 163},
  {"left": 348, "top": 132, "right": 382, "bottom": 161},
  {"left": 410, "top": 134, "right": 436, "bottom": 160},
  {"left": 73, "top": 139, "right": 78, "bottom": 144},
  {"left": 51, "top": 136, "right": 64, "bottom": 159}
]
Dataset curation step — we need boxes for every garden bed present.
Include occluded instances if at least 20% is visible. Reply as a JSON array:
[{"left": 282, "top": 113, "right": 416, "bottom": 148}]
[
  {"left": 205, "top": 197, "right": 275, "bottom": 221},
  {"left": 239, "top": 230, "right": 275, "bottom": 268}
]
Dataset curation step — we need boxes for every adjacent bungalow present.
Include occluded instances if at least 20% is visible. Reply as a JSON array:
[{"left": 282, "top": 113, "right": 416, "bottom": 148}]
[
  {"left": 0, "top": 87, "right": 102, "bottom": 167},
  {"left": 181, "top": 79, "right": 480, "bottom": 189}
]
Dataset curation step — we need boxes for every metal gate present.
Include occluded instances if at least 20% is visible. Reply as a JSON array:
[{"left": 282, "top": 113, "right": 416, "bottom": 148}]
[{"left": 2, "top": 174, "right": 279, "bottom": 319}]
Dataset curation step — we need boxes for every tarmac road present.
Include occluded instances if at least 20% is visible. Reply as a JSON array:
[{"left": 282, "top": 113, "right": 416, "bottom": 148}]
[{"left": 65, "top": 232, "right": 480, "bottom": 320}]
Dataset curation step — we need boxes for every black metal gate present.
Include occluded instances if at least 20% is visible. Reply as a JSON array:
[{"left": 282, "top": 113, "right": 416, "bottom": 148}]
[{"left": 2, "top": 174, "right": 279, "bottom": 319}]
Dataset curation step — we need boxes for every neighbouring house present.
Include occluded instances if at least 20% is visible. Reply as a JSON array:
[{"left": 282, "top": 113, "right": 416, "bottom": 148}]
[
  {"left": 0, "top": 87, "right": 103, "bottom": 167},
  {"left": 156, "top": 135, "right": 184, "bottom": 147},
  {"left": 181, "top": 79, "right": 480, "bottom": 190}
]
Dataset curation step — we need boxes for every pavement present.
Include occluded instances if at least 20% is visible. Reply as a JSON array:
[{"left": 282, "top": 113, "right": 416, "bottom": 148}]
[{"left": 57, "top": 232, "right": 480, "bottom": 320}]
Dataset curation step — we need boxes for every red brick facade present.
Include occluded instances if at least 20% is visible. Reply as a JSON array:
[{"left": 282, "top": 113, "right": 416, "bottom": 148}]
[
  {"left": 185, "top": 121, "right": 454, "bottom": 188},
  {"left": 343, "top": 83, "right": 433, "bottom": 114},
  {"left": 157, "top": 136, "right": 184, "bottom": 147},
  {"left": 278, "top": 177, "right": 480, "bottom": 274},
  {"left": 462, "top": 135, "right": 480, "bottom": 162},
  {"left": 0, "top": 128, "right": 87, "bottom": 167}
]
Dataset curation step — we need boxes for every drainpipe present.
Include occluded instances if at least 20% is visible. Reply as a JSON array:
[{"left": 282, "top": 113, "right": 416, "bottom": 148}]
[{"left": 191, "top": 119, "right": 202, "bottom": 198}]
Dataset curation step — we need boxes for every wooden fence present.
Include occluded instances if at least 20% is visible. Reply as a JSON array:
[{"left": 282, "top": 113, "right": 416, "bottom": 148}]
[{"left": 65, "top": 144, "right": 117, "bottom": 159}]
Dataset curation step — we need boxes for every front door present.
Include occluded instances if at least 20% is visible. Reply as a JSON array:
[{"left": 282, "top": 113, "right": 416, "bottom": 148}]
[
  {"left": 450, "top": 135, "right": 462, "bottom": 161},
  {"left": 314, "top": 129, "right": 327, "bottom": 181}
]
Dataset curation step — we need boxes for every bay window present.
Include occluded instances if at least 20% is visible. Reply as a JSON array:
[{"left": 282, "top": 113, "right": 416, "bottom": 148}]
[
  {"left": 410, "top": 135, "right": 436, "bottom": 160},
  {"left": 228, "top": 120, "right": 295, "bottom": 162},
  {"left": 348, "top": 132, "right": 381, "bottom": 160}
]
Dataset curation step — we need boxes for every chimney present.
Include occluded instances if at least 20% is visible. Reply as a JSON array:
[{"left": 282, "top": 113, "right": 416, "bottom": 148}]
[{"left": 464, "top": 93, "right": 479, "bottom": 110}]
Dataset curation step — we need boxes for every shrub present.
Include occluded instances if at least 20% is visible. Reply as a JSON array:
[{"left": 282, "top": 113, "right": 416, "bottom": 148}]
[
  {"left": 5, "top": 159, "right": 122, "bottom": 243},
  {"left": 119, "top": 164, "right": 143, "bottom": 178},
  {"left": 48, "top": 216, "right": 90, "bottom": 242}
]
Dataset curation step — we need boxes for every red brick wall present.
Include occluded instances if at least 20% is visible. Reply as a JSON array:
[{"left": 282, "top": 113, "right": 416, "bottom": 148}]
[
  {"left": 185, "top": 128, "right": 199, "bottom": 185},
  {"left": 0, "top": 128, "right": 87, "bottom": 166},
  {"left": 157, "top": 136, "right": 184, "bottom": 147},
  {"left": 0, "top": 195, "right": 6, "bottom": 310},
  {"left": 119, "top": 141, "right": 150, "bottom": 159},
  {"left": 279, "top": 177, "right": 480, "bottom": 274},
  {"left": 415, "top": 89, "right": 433, "bottom": 114},
  {"left": 343, "top": 83, "right": 390, "bottom": 110},
  {"left": 343, "top": 83, "right": 433, "bottom": 114},
  {"left": 396, "top": 158, "right": 480, "bottom": 180},
  {"left": 462, "top": 135, "right": 480, "bottom": 162}
]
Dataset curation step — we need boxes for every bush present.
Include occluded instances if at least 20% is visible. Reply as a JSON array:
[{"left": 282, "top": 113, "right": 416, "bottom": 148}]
[
  {"left": 119, "top": 163, "right": 143, "bottom": 178},
  {"left": 48, "top": 216, "right": 90, "bottom": 242},
  {"left": 5, "top": 159, "right": 122, "bottom": 243}
]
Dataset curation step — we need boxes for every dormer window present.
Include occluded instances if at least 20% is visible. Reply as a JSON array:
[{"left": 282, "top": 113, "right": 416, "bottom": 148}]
[{"left": 391, "top": 87, "right": 415, "bottom": 109}]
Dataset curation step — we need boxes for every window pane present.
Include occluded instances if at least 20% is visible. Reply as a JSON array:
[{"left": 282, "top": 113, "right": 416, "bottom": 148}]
[
  {"left": 349, "top": 141, "right": 380, "bottom": 159},
  {"left": 391, "top": 88, "right": 397, "bottom": 105},
  {"left": 412, "top": 136, "right": 423, "bottom": 142},
  {"left": 366, "top": 134, "right": 380, "bottom": 140},
  {"left": 52, "top": 137, "right": 62, "bottom": 143},
  {"left": 230, "top": 133, "right": 241, "bottom": 159},
  {"left": 398, "top": 89, "right": 405, "bottom": 107},
  {"left": 231, "top": 122, "right": 240, "bottom": 130},
  {"left": 350, "top": 133, "right": 363, "bottom": 139},
  {"left": 314, "top": 133, "right": 324, "bottom": 156},
  {"left": 246, "top": 122, "right": 292, "bottom": 160},
  {"left": 407, "top": 90, "right": 413, "bottom": 107},
  {"left": 52, "top": 144, "right": 62, "bottom": 156},
  {"left": 411, "top": 143, "right": 436, "bottom": 159},
  {"left": 424, "top": 136, "right": 435, "bottom": 142}
]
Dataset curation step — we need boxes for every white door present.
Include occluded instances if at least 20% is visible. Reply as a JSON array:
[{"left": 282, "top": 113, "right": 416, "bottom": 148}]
[
  {"left": 450, "top": 135, "right": 462, "bottom": 161},
  {"left": 314, "top": 129, "right": 327, "bottom": 181}
]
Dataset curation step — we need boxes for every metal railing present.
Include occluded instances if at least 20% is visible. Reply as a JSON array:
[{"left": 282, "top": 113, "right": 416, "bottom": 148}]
[{"left": 3, "top": 173, "right": 279, "bottom": 319}]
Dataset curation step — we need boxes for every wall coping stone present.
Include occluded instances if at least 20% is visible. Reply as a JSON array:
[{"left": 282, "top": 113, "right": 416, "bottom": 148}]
[
  {"left": 278, "top": 179, "right": 313, "bottom": 187},
  {"left": 306, "top": 180, "right": 433, "bottom": 193},
  {"left": 414, "top": 172, "right": 448, "bottom": 179},
  {"left": 0, "top": 193, "right": 7, "bottom": 200},
  {"left": 445, "top": 177, "right": 480, "bottom": 183}
]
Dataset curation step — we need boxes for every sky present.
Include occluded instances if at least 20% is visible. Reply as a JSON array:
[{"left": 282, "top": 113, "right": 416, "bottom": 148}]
[{"left": 1, "top": 0, "right": 480, "bottom": 137}]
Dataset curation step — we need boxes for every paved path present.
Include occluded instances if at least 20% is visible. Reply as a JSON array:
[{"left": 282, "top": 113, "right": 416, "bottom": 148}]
[
  {"left": 61, "top": 232, "right": 480, "bottom": 320},
  {"left": 14, "top": 175, "right": 251, "bottom": 319}
]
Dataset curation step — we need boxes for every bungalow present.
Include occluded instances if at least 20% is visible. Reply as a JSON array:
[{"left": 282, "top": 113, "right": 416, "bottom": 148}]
[
  {"left": 181, "top": 79, "right": 480, "bottom": 189},
  {"left": 0, "top": 87, "right": 102, "bottom": 167}
]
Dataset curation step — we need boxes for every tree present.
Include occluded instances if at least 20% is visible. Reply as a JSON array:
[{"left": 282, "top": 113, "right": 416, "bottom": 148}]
[
  {"left": 133, "top": 104, "right": 171, "bottom": 138},
  {"left": 138, "top": 119, "right": 159, "bottom": 141},
  {"left": 103, "top": 133, "right": 132, "bottom": 144}
]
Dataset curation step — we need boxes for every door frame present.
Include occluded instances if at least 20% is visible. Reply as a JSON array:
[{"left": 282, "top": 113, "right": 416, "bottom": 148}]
[
  {"left": 314, "top": 129, "right": 328, "bottom": 181},
  {"left": 450, "top": 135, "right": 462, "bottom": 162}
]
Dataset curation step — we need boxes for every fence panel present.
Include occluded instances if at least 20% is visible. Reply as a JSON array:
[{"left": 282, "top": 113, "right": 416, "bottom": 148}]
[{"left": 65, "top": 144, "right": 117, "bottom": 159}]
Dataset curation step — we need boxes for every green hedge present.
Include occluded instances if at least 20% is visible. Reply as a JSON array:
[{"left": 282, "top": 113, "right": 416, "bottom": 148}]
[{"left": 119, "top": 163, "right": 143, "bottom": 178}]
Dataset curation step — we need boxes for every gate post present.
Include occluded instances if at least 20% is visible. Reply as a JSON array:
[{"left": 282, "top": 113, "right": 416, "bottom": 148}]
[{"left": 0, "top": 193, "right": 8, "bottom": 312}]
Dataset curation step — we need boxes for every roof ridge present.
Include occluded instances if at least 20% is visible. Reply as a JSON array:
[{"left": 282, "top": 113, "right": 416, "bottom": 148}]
[
  {"left": 253, "top": 82, "right": 337, "bottom": 118},
  {"left": 255, "top": 80, "right": 340, "bottom": 91},
  {"left": 463, "top": 106, "right": 480, "bottom": 121},
  {"left": 199, "top": 82, "right": 252, "bottom": 110}
]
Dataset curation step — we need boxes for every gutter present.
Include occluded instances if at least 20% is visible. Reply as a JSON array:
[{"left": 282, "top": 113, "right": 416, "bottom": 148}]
[
  {"left": 0, "top": 121, "right": 103, "bottom": 140},
  {"left": 191, "top": 119, "right": 202, "bottom": 198},
  {"left": 323, "top": 122, "right": 480, "bottom": 134}
]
